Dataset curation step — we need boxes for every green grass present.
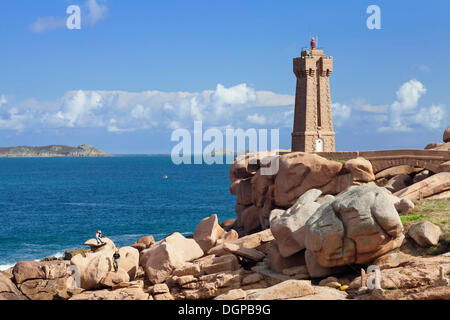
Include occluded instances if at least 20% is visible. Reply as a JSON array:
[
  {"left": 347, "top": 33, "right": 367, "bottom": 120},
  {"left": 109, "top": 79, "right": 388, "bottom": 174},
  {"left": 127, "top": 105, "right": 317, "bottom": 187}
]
[
  {"left": 406, "top": 198, "right": 450, "bottom": 215},
  {"left": 399, "top": 199, "right": 449, "bottom": 238},
  {"left": 399, "top": 199, "right": 450, "bottom": 256},
  {"left": 400, "top": 214, "right": 425, "bottom": 225}
]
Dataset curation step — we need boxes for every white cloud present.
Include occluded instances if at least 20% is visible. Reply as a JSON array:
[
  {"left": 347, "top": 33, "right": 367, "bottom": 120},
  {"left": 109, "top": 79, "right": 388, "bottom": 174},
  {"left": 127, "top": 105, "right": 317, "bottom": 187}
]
[
  {"left": 255, "top": 91, "right": 294, "bottom": 107},
  {"left": 0, "top": 84, "right": 294, "bottom": 133},
  {"left": 393, "top": 79, "right": 426, "bottom": 111},
  {"left": 247, "top": 113, "right": 266, "bottom": 125},
  {"left": 377, "top": 79, "right": 443, "bottom": 132},
  {"left": 331, "top": 103, "right": 351, "bottom": 126},
  {"left": 85, "top": 0, "right": 108, "bottom": 25},
  {"left": 30, "top": 16, "right": 65, "bottom": 33},
  {"left": 327, "top": 79, "right": 445, "bottom": 132},
  {"left": 414, "top": 104, "right": 445, "bottom": 129},
  {"left": 350, "top": 99, "right": 388, "bottom": 113},
  {"left": 213, "top": 83, "right": 256, "bottom": 105}
]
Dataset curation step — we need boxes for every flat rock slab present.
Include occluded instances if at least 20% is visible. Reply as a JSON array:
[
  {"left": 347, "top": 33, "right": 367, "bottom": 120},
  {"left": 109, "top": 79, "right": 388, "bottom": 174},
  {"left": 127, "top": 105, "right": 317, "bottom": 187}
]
[
  {"left": 223, "top": 243, "right": 266, "bottom": 262},
  {"left": 246, "top": 279, "right": 315, "bottom": 300},
  {"left": 290, "top": 286, "right": 348, "bottom": 300},
  {"left": 394, "top": 172, "right": 450, "bottom": 200}
]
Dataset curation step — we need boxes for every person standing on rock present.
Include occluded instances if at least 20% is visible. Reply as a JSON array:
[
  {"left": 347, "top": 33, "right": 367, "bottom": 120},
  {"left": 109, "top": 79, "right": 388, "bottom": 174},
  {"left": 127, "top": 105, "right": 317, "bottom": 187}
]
[
  {"left": 96, "top": 230, "right": 104, "bottom": 245},
  {"left": 113, "top": 248, "right": 120, "bottom": 272}
]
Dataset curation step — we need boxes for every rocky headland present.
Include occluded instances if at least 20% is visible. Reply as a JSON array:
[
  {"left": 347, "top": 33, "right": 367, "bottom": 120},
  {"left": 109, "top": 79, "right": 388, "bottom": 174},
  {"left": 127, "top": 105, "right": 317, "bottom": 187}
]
[
  {"left": 0, "top": 144, "right": 108, "bottom": 157},
  {"left": 0, "top": 127, "right": 449, "bottom": 301}
]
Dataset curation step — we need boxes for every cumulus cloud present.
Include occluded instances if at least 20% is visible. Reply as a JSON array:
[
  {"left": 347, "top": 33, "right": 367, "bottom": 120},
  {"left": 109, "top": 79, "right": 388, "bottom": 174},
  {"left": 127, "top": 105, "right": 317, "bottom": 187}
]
[
  {"left": 325, "top": 79, "right": 446, "bottom": 131},
  {"left": 247, "top": 113, "right": 267, "bottom": 125},
  {"left": 414, "top": 104, "right": 445, "bottom": 129},
  {"left": 331, "top": 103, "right": 351, "bottom": 127},
  {"left": 378, "top": 79, "right": 445, "bottom": 132},
  {"left": 255, "top": 91, "right": 294, "bottom": 107},
  {"left": 0, "top": 84, "right": 294, "bottom": 133},
  {"left": 3, "top": 79, "right": 444, "bottom": 135}
]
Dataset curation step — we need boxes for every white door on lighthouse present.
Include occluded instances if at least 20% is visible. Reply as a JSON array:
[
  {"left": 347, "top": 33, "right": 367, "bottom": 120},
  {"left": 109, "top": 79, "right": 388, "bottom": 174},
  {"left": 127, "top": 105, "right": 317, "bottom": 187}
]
[{"left": 315, "top": 139, "right": 323, "bottom": 152}]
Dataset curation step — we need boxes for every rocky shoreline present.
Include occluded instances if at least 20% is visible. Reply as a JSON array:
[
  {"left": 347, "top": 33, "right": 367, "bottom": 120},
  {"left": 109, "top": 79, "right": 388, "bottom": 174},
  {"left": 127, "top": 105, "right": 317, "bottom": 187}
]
[
  {"left": 0, "top": 128, "right": 449, "bottom": 301},
  {"left": 0, "top": 176, "right": 449, "bottom": 300},
  {"left": 0, "top": 207, "right": 448, "bottom": 300}
]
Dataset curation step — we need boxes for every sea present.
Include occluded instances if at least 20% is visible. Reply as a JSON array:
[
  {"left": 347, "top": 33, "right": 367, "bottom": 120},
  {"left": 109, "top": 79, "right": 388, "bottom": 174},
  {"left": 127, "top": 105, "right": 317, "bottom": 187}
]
[{"left": 0, "top": 155, "right": 236, "bottom": 270}]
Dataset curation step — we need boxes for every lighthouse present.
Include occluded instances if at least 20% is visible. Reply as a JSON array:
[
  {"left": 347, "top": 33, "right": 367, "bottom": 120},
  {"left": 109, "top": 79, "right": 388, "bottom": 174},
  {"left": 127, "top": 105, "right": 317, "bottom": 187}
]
[{"left": 291, "top": 38, "right": 335, "bottom": 153}]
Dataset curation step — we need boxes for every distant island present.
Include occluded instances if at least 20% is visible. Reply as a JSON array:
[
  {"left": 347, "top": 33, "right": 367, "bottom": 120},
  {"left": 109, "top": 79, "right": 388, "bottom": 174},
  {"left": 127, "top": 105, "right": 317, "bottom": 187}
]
[{"left": 0, "top": 144, "right": 108, "bottom": 157}]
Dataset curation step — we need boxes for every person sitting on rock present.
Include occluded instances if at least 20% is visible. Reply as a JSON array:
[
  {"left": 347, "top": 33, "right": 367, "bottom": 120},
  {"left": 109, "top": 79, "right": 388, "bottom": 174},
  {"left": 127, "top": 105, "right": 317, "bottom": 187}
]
[
  {"left": 96, "top": 230, "right": 104, "bottom": 245},
  {"left": 113, "top": 249, "right": 120, "bottom": 272}
]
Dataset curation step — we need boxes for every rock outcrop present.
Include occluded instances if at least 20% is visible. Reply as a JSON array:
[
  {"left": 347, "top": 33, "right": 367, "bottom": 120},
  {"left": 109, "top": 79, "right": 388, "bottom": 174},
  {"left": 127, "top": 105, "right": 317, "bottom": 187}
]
[
  {"left": 100, "top": 269, "right": 130, "bottom": 288},
  {"left": 407, "top": 222, "right": 442, "bottom": 247},
  {"left": 194, "top": 214, "right": 227, "bottom": 253},
  {"left": 117, "top": 246, "right": 139, "bottom": 279},
  {"left": 245, "top": 280, "right": 315, "bottom": 300},
  {"left": 70, "top": 238, "right": 139, "bottom": 290},
  {"left": 0, "top": 273, "right": 27, "bottom": 300},
  {"left": 131, "top": 235, "right": 155, "bottom": 252},
  {"left": 384, "top": 174, "right": 412, "bottom": 193},
  {"left": 443, "top": 126, "right": 450, "bottom": 143},
  {"left": 84, "top": 237, "right": 116, "bottom": 252},
  {"left": 270, "top": 189, "right": 322, "bottom": 257},
  {"left": 350, "top": 253, "right": 450, "bottom": 296},
  {"left": 70, "top": 281, "right": 150, "bottom": 300},
  {"left": 71, "top": 248, "right": 115, "bottom": 290},
  {"left": 304, "top": 185, "right": 404, "bottom": 270},
  {"left": 140, "top": 232, "right": 204, "bottom": 284},
  {"left": 375, "top": 165, "right": 417, "bottom": 180},
  {"left": 394, "top": 198, "right": 415, "bottom": 212},
  {"left": 12, "top": 261, "right": 72, "bottom": 300},
  {"left": 274, "top": 152, "right": 343, "bottom": 207},
  {"left": 394, "top": 172, "right": 450, "bottom": 200},
  {"left": 228, "top": 150, "right": 436, "bottom": 237},
  {"left": 343, "top": 157, "right": 375, "bottom": 183}
]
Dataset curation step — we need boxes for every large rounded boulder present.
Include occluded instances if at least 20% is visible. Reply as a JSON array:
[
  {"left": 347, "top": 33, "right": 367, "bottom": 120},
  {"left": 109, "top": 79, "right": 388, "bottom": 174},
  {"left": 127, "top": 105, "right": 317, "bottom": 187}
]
[
  {"left": 304, "top": 184, "right": 404, "bottom": 269},
  {"left": 71, "top": 248, "right": 115, "bottom": 290},
  {"left": 140, "top": 232, "right": 204, "bottom": 284},
  {"left": 270, "top": 189, "right": 322, "bottom": 257},
  {"left": 274, "top": 152, "right": 343, "bottom": 208},
  {"left": 70, "top": 238, "right": 139, "bottom": 290}
]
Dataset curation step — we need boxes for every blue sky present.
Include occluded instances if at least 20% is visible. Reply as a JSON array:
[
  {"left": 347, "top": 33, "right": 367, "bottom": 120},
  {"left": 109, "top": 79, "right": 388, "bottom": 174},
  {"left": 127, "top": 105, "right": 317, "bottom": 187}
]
[{"left": 0, "top": 0, "right": 449, "bottom": 154}]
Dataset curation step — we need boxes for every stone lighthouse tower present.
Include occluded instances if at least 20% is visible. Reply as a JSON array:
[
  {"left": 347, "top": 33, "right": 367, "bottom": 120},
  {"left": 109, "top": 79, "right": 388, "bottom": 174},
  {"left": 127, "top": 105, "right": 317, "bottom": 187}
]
[{"left": 291, "top": 38, "right": 335, "bottom": 152}]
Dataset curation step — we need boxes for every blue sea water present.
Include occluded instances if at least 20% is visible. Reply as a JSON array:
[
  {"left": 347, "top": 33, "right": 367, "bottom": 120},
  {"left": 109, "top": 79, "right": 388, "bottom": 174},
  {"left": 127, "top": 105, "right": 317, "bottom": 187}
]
[{"left": 0, "top": 156, "right": 236, "bottom": 269}]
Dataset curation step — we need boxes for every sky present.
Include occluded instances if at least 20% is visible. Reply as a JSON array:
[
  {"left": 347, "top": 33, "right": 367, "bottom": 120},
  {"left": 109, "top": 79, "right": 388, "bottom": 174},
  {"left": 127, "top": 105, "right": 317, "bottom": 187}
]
[{"left": 0, "top": 0, "right": 449, "bottom": 154}]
